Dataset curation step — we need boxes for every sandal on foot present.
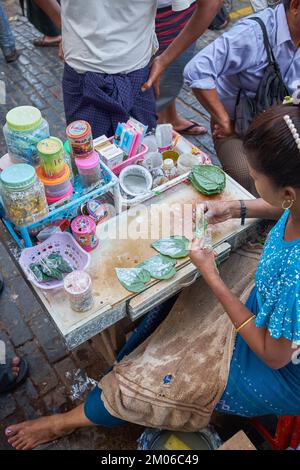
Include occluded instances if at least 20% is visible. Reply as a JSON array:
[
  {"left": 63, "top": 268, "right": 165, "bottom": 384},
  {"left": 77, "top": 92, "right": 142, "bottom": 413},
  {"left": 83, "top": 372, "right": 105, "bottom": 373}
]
[
  {"left": 0, "top": 358, "right": 29, "bottom": 394},
  {"left": 33, "top": 38, "right": 61, "bottom": 47},
  {"left": 174, "top": 120, "right": 208, "bottom": 136}
]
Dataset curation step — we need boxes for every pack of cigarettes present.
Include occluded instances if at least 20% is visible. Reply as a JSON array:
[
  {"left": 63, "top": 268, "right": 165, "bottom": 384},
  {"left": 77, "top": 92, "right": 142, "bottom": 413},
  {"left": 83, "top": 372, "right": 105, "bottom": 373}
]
[
  {"left": 99, "top": 144, "right": 124, "bottom": 169},
  {"left": 94, "top": 135, "right": 111, "bottom": 152}
]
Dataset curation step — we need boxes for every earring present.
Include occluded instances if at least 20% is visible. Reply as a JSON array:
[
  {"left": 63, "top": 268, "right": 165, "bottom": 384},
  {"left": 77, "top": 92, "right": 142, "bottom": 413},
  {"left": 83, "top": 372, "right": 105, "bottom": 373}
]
[{"left": 282, "top": 199, "right": 294, "bottom": 210}]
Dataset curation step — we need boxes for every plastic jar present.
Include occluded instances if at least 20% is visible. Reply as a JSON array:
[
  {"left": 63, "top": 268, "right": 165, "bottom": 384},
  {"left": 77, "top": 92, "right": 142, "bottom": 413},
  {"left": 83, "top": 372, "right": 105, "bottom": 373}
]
[
  {"left": 66, "top": 120, "right": 94, "bottom": 158},
  {"left": 71, "top": 215, "right": 99, "bottom": 252},
  {"left": 64, "top": 139, "right": 77, "bottom": 176},
  {"left": 75, "top": 151, "right": 101, "bottom": 188},
  {"left": 163, "top": 158, "right": 178, "bottom": 180},
  {"left": 36, "top": 163, "right": 72, "bottom": 199},
  {"left": 0, "top": 163, "right": 48, "bottom": 227},
  {"left": 3, "top": 106, "right": 50, "bottom": 166},
  {"left": 64, "top": 270, "right": 94, "bottom": 312},
  {"left": 37, "top": 137, "right": 65, "bottom": 178}
]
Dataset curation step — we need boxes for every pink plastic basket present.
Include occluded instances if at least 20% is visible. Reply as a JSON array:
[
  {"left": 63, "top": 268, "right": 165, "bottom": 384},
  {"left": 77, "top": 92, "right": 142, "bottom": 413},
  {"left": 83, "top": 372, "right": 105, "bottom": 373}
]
[{"left": 19, "top": 232, "right": 91, "bottom": 290}]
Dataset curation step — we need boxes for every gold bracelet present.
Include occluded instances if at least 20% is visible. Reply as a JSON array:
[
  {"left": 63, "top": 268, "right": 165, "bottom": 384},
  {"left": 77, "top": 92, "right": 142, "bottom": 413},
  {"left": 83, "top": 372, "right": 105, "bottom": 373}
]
[{"left": 236, "top": 315, "right": 255, "bottom": 333}]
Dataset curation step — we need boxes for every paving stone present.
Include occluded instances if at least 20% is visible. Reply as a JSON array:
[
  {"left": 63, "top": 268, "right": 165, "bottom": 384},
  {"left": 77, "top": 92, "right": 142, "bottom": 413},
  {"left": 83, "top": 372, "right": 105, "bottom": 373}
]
[
  {"left": 29, "top": 315, "right": 68, "bottom": 364},
  {"left": 1, "top": 301, "right": 33, "bottom": 347},
  {"left": 9, "top": 277, "right": 44, "bottom": 322},
  {"left": 13, "top": 379, "right": 43, "bottom": 420},
  {"left": 43, "top": 386, "right": 69, "bottom": 414},
  {"left": 0, "top": 393, "right": 17, "bottom": 420},
  {"left": 54, "top": 356, "right": 78, "bottom": 386},
  {"left": 17, "top": 341, "right": 58, "bottom": 395}
]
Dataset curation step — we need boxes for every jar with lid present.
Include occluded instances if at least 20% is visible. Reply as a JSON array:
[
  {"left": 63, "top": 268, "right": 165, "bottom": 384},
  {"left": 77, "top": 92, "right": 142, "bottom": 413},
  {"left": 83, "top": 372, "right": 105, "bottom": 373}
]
[
  {"left": 0, "top": 164, "right": 48, "bottom": 227},
  {"left": 75, "top": 151, "right": 101, "bottom": 188},
  {"left": 37, "top": 137, "right": 65, "bottom": 179},
  {"left": 3, "top": 106, "right": 50, "bottom": 167},
  {"left": 162, "top": 158, "right": 178, "bottom": 180}
]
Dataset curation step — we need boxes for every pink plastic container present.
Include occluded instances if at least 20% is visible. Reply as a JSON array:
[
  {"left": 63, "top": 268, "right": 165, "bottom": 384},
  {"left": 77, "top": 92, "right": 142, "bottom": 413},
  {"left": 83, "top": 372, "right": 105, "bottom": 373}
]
[
  {"left": 101, "top": 137, "right": 148, "bottom": 176},
  {"left": 71, "top": 215, "right": 99, "bottom": 252},
  {"left": 75, "top": 151, "right": 101, "bottom": 188},
  {"left": 46, "top": 183, "right": 73, "bottom": 204}
]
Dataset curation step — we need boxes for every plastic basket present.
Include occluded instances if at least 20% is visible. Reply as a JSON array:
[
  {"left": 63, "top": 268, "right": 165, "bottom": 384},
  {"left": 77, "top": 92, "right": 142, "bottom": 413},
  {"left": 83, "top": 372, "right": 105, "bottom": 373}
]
[
  {"left": 19, "top": 232, "right": 91, "bottom": 290},
  {"left": 94, "top": 136, "right": 148, "bottom": 175}
]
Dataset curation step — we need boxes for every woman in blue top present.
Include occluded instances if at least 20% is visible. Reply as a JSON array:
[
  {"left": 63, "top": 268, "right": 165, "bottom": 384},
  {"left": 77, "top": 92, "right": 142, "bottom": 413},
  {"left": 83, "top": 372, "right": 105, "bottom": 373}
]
[
  {"left": 192, "top": 102, "right": 300, "bottom": 417},
  {"left": 5, "top": 104, "right": 300, "bottom": 450}
]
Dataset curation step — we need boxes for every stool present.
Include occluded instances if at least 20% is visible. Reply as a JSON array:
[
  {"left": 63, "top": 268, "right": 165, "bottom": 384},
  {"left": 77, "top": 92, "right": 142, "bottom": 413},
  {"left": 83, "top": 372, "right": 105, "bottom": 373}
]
[{"left": 251, "top": 416, "right": 300, "bottom": 450}]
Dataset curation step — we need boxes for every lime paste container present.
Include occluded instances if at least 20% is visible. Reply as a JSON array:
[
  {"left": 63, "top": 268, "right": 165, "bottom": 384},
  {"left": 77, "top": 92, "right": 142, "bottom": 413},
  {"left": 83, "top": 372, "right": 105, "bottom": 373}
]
[
  {"left": 46, "top": 184, "right": 73, "bottom": 204},
  {"left": 36, "top": 163, "right": 72, "bottom": 199},
  {"left": 0, "top": 163, "right": 48, "bottom": 227},
  {"left": 66, "top": 120, "right": 94, "bottom": 158},
  {"left": 38, "top": 137, "right": 65, "bottom": 178},
  {"left": 71, "top": 215, "right": 99, "bottom": 252},
  {"left": 64, "top": 270, "right": 94, "bottom": 312},
  {"left": 3, "top": 106, "right": 50, "bottom": 166},
  {"left": 75, "top": 151, "right": 101, "bottom": 188}
]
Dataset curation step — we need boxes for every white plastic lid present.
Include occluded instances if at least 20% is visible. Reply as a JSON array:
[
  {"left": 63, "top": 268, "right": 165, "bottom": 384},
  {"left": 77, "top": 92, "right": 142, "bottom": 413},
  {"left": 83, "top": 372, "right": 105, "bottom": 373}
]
[{"left": 163, "top": 158, "right": 175, "bottom": 170}]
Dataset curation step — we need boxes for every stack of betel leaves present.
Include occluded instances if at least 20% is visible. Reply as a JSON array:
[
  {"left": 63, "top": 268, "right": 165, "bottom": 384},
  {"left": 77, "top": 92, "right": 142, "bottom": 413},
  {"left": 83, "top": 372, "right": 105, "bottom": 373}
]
[
  {"left": 116, "top": 236, "right": 189, "bottom": 293},
  {"left": 29, "top": 252, "right": 73, "bottom": 282},
  {"left": 190, "top": 165, "right": 226, "bottom": 196}
]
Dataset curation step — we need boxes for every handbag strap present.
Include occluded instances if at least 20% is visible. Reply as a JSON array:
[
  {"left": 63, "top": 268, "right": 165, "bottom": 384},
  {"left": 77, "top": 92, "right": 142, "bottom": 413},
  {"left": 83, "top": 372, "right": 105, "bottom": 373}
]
[{"left": 250, "top": 17, "right": 276, "bottom": 65}]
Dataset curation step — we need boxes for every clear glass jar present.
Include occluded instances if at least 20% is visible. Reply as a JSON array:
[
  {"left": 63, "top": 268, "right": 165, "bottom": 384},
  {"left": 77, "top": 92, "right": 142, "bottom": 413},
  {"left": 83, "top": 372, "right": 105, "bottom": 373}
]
[
  {"left": 3, "top": 106, "right": 50, "bottom": 167},
  {"left": 0, "top": 164, "right": 48, "bottom": 227}
]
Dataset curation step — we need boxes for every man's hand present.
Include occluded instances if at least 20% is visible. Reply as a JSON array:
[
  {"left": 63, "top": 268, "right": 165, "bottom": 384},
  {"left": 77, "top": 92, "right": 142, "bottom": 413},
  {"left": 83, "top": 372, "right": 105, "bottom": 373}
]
[
  {"left": 58, "top": 41, "right": 64, "bottom": 61},
  {"left": 141, "top": 55, "right": 166, "bottom": 98},
  {"left": 212, "top": 117, "right": 235, "bottom": 139}
]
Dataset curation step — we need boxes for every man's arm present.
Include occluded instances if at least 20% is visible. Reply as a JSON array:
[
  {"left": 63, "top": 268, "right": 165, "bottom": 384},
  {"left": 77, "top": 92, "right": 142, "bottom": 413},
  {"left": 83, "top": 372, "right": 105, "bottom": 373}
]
[
  {"left": 142, "top": 0, "right": 223, "bottom": 95},
  {"left": 33, "top": 0, "right": 61, "bottom": 29}
]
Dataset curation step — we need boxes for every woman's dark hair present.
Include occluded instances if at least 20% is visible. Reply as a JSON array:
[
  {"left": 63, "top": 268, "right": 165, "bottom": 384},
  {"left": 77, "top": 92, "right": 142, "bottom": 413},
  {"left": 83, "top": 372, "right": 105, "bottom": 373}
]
[{"left": 243, "top": 104, "right": 300, "bottom": 188}]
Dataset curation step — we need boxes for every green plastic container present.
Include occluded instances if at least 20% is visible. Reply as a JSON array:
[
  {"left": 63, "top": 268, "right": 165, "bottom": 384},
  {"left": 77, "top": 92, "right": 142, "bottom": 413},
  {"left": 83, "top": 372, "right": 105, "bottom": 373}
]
[{"left": 38, "top": 137, "right": 65, "bottom": 178}]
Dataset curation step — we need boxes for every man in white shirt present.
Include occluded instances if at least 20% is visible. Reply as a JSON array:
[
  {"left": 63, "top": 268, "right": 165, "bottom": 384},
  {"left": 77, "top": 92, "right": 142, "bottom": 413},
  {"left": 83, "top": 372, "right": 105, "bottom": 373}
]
[{"left": 33, "top": 0, "right": 222, "bottom": 137}]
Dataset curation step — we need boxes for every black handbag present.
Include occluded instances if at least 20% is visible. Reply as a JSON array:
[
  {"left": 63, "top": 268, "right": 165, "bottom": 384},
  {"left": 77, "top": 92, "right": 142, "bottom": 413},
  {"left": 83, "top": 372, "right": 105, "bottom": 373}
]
[{"left": 235, "top": 16, "right": 289, "bottom": 137}]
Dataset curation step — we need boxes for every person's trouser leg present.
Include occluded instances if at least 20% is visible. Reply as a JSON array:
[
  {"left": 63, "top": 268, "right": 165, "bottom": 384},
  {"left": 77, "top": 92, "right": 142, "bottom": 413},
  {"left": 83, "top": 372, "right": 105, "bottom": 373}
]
[
  {"left": 0, "top": 1, "right": 16, "bottom": 57},
  {"left": 84, "top": 386, "right": 127, "bottom": 427},
  {"left": 214, "top": 135, "right": 258, "bottom": 196},
  {"left": 156, "top": 43, "right": 196, "bottom": 113}
]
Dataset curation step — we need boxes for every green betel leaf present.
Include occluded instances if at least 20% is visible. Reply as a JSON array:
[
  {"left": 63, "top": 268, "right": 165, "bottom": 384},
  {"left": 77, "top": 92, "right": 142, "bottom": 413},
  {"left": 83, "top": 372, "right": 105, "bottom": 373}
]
[
  {"left": 116, "top": 267, "right": 151, "bottom": 293},
  {"left": 190, "top": 165, "right": 226, "bottom": 195},
  {"left": 138, "top": 255, "right": 177, "bottom": 280},
  {"left": 152, "top": 236, "right": 189, "bottom": 258}
]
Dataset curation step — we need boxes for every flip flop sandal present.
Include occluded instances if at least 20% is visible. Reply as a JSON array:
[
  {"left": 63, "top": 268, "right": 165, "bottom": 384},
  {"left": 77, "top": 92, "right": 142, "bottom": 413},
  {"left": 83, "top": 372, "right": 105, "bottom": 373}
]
[
  {"left": 0, "top": 358, "right": 29, "bottom": 394},
  {"left": 33, "top": 38, "right": 61, "bottom": 48},
  {"left": 174, "top": 120, "right": 208, "bottom": 136}
]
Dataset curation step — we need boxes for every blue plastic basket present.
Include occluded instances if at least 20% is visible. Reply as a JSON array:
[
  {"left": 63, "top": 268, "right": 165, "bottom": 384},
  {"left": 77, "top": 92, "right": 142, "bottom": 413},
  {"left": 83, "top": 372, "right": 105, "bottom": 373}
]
[{"left": 2, "top": 161, "right": 119, "bottom": 248}]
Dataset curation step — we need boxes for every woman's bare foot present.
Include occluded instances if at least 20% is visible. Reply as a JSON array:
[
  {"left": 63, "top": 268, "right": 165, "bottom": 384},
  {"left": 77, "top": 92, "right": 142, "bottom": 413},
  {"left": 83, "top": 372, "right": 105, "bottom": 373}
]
[{"left": 5, "top": 414, "right": 72, "bottom": 450}]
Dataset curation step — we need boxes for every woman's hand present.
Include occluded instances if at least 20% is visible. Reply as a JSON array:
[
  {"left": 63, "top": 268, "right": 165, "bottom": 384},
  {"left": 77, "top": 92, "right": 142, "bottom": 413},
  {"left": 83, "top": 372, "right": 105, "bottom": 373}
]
[
  {"left": 199, "top": 201, "right": 234, "bottom": 225},
  {"left": 189, "top": 238, "right": 220, "bottom": 282}
]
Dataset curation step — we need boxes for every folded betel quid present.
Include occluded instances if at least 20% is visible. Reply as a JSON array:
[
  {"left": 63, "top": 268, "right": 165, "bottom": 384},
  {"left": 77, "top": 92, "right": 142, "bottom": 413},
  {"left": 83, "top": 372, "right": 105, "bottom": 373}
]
[{"left": 189, "top": 165, "right": 226, "bottom": 196}]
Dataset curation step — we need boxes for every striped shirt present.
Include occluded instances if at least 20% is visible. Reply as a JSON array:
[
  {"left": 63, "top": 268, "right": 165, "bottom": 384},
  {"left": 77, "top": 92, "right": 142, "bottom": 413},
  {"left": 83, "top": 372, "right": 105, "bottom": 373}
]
[{"left": 155, "top": 1, "right": 197, "bottom": 53}]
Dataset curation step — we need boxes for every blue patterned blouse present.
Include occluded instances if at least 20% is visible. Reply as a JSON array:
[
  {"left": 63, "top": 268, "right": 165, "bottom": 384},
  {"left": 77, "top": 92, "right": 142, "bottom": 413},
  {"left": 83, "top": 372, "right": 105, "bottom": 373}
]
[{"left": 215, "top": 210, "right": 300, "bottom": 417}]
